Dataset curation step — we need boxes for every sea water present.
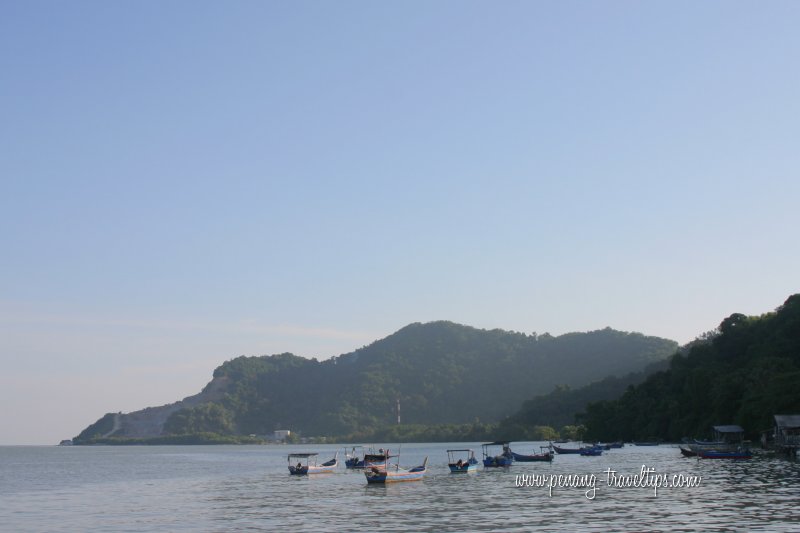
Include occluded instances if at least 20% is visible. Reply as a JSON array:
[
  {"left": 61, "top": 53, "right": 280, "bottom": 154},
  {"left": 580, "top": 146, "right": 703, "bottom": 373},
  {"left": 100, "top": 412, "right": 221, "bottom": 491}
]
[{"left": 1, "top": 443, "right": 799, "bottom": 531}]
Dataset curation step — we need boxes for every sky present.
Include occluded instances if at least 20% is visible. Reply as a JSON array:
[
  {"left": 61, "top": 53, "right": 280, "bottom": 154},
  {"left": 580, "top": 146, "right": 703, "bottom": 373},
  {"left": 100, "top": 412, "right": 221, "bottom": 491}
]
[{"left": 1, "top": 1, "right": 798, "bottom": 445}]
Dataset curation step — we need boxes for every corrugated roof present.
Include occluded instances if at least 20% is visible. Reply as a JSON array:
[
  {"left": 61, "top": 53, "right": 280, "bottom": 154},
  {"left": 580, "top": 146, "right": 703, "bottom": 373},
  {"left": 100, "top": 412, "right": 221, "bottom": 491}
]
[
  {"left": 713, "top": 425, "right": 744, "bottom": 433},
  {"left": 774, "top": 414, "right": 800, "bottom": 428}
]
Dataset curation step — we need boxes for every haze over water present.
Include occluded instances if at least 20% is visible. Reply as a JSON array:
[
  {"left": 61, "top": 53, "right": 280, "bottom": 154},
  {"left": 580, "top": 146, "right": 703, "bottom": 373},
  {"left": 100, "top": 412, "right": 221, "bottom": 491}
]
[{"left": 3, "top": 443, "right": 798, "bottom": 531}]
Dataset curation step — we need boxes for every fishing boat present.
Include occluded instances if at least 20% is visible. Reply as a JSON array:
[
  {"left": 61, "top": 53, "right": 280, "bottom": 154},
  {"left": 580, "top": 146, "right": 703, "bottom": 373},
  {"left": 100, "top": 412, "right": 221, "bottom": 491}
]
[
  {"left": 364, "top": 453, "right": 428, "bottom": 483},
  {"left": 363, "top": 449, "right": 391, "bottom": 469},
  {"left": 288, "top": 452, "right": 338, "bottom": 475},
  {"left": 344, "top": 446, "right": 389, "bottom": 469},
  {"left": 344, "top": 446, "right": 365, "bottom": 468},
  {"left": 579, "top": 446, "right": 603, "bottom": 456},
  {"left": 632, "top": 441, "right": 661, "bottom": 446},
  {"left": 697, "top": 448, "right": 752, "bottom": 459},
  {"left": 447, "top": 449, "right": 479, "bottom": 472},
  {"left": 482, "top": 442, "right": 514, "bottom": 467},
  {"left": 608, "top": 441, "right": 625, "bottom": 448},
  {"left": 510, "top": 445, "right": 554, "bottom": 462},
  {"left": 551, "top": 443, "right": 582, "bottom": 454}
]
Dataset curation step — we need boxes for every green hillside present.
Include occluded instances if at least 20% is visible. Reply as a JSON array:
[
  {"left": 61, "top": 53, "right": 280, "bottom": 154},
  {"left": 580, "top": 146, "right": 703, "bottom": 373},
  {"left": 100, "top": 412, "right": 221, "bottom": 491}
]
[
  {"left": 496, "top": 358, "right": 670, "bottom": 440},
  {"left": 580, "top": 294, "right": 800, "bottom": 442},
  {"left": 74, "top": 321, "right": 677, "bottom": 442}
]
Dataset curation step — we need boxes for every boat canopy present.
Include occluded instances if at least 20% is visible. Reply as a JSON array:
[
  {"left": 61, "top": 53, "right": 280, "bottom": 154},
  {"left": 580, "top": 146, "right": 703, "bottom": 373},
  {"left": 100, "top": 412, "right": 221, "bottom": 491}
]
[
  {"left": 446, "top": 449, "right": 474, "bottom": 453},
  {"left": 713, "top": 425, "right": 744, "bottom": 433},
  {"left": 364, "top": 453, "right": 395, "bottom": 461},
  {"left": 288, "top": 453, "right": 318, "bottom": 459},
  {"left": 482, "top": 441, "right": 510, "bottom": 446}
]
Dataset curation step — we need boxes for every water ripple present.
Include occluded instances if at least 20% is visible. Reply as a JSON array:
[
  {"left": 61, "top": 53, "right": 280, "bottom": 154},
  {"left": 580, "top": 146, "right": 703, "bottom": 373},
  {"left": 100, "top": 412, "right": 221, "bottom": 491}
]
[{"left": 2, "top": 444, "right": 799, "bottom": 531}]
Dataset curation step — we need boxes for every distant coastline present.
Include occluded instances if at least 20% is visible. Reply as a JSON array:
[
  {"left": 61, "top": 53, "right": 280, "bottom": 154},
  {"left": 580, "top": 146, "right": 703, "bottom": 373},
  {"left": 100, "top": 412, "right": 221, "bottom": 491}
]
[{"left": 73, "top": 433, "right": 265, "bottom": 446}]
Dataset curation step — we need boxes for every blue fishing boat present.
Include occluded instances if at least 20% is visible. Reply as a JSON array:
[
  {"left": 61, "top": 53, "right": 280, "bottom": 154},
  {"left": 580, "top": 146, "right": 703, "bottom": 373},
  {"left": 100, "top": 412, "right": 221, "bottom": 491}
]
[
  {"left": 697, "top": 448, "right": 752, "bottom": 459},
  {"left": 447, "top": 449, "right": 479, "bottom": 472},
  {"left": 288, "top": 452, "right": 338, "bottom": 475},
  {"left": 687, "top": 424, "right": 749, "bottom": 458},
  {"left": 482, "top": 442, "right": 513, "bottom": 467},
  {"left": 510, "top": 445, "right": 554, "bottom": 462},
  {"left": 551, "top": 443, "right": 582, "bottom": 454},
  {"left": 579, "top": 446, "right": 602, "bottom": 456},
  {"left": 364, "top": 453, "right": 428, "bottom": 483}
]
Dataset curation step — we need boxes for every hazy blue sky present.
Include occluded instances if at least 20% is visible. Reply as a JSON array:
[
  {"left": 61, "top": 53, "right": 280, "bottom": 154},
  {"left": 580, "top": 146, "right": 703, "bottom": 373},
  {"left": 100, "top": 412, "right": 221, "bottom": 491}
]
[{"left": 2, "top": 1, "right": 798, "bottom": 444}]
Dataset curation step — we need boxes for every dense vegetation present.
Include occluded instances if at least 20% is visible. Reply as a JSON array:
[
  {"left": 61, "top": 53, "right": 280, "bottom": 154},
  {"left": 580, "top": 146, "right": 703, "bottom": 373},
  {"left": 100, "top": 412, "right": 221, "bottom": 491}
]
[
  {"left": 495, "top": 358, "right": 670, "bottom": 440},
  {"left": 192, "top": 323, "right": 674, "bottom": 438},
  {"left": 580, "top": 295, "right": 800, "bottom": 442},
  {"left": 76, "top": 413, "right": 116, "bottom": 440},
  {"left": 75, "top": 321, "right": 677, "bottom": 442}
]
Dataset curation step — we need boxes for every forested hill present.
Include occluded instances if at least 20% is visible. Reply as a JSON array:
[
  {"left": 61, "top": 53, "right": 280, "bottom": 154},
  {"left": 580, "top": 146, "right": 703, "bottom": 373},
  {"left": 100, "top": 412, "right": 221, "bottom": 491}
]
[
  {"left": 495, "top": 358, "right": 671, "bottom": 440},
  {"left": 581, "top": 294, "right": 800, "bottom": 442},
  {"left": 75, "top": 321, "right": 677, "bottom": 442}
]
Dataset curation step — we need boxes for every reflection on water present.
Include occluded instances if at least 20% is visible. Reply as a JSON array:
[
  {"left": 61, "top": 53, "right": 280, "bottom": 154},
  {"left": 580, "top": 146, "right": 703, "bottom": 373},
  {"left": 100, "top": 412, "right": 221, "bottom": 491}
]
[{"left": 1, "top": 443, "right": 799, "bottom": 531}]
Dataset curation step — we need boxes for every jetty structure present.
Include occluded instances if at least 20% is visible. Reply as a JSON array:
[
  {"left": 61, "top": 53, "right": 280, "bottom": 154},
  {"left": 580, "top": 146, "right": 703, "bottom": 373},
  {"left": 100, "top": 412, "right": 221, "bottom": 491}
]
[{"left": 774, "top": 415, "right": 800, "bottom": 457}]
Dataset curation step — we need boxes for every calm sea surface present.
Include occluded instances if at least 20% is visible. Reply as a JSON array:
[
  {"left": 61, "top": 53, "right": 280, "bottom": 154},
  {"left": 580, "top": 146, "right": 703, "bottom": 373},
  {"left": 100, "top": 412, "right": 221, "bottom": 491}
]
[{"left": 1, "top": 443, "right": 799, "bottom": 532}]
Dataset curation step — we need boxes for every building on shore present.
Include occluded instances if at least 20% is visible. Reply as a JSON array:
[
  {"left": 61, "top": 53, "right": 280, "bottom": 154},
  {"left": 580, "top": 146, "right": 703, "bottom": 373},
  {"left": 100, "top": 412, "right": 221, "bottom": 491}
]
[
  {"left": 273, "top": 429, "right": 291, "bottom": 442},
  {"left": 774, "top": 415, "right": 800, "bottom": 456}
]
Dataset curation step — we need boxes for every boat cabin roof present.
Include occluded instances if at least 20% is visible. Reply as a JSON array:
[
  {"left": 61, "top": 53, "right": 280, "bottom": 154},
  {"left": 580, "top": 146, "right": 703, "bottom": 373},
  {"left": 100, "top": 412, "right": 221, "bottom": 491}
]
[
  {"left": 364, "top": 453, "right": 395, "bottom": 460},
  {"left": 288, "top": 453, "right": 318, "bottom": 458},
  {"left": 775, "top": 414, "right": 800, "bottom": 429},
  {"left": 713, "top": 425, "right": 744, "bottom": 433}
]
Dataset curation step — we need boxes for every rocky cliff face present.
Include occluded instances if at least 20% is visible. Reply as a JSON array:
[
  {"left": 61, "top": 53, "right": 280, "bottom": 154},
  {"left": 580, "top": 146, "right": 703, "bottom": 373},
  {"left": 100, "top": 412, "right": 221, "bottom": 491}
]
[{"left": 99, "top": 376, "right": 230, "bottom": 439}]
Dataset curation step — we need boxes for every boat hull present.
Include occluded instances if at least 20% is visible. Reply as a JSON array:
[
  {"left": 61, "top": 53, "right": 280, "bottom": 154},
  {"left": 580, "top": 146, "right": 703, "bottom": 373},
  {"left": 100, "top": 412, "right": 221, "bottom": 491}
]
[
  {"left": 288, "top": 455, "right": 338, "bottom": 475},
  {"left": 448, "top": 463, "right": 479, "bottom": 472},
  {"left": 510, "top": 451, "right": 553, "bottom": 462},
  {"left": 483, "top": 456, "right": 513, "bottom": 467},
  {"left": 365, "top": 467, "right": 426, "bottom": 483},
  {"left": 698, "top": 451, "right": 752, "bottom": 459},
  {"left": 288, "top": 463, "right": 337, "bottom": 475},
  {"left": 579, "top": 448, "right": 602, "bottom": 456},
  {"left": 552, "top": 445, "right": 582, "bottom": 455},
  {"left": 365, "top": 457, "right": 427, "bottom": 483}
]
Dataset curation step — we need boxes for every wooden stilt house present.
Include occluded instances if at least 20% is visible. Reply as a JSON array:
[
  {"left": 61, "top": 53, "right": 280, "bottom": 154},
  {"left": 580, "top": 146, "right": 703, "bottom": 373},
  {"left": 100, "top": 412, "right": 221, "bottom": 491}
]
[{"left": 774, "top": 415, "right": 800, "bottom": 456}]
